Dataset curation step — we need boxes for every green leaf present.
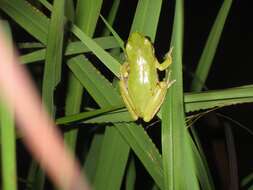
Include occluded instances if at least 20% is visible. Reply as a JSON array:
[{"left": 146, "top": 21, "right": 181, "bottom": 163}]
[
  {"left": 0, "top": 21, "right": 17, "bottom": 190},
  {"left": 116, "top": 123, "right": 164, "bottom": 188},
  {"left": 38, "top": 0, "right": 52, "bottom": 10},
  {"left": 56, "top": 106, "right": 124, "bottom": 125},
  {"left": 75, "top": 0, "right": 103, "bottom": 36},
  {"left": 0, "top": 0, "right": 49, "bottom": 44},
  {"left": 162, "top": 0, "right": 199, "bottom": 189},
  {"left": 125, "top": 157, "right": 136, "bottom": 190},
  {"left": 69, "top": 2, "right": 127, "bottom": 189},
  {"left": 18, "top": 42, "right": 44, "bottom": 49},
  {"left": 93, "top": 127, "right": 130, "bottom": 190},
  {"left": 21, "top": 36, "right": 119, "bottom": 64},
  {"left": 190, "top": 136, "right": 215, "bottom": 190},
  {"left": 42, "top": 0, "right": 65, "bottom": 114},
  {"left": 64, "top": 0, "right": 103, "bottom": 155},
  {"left": 83, "top": 108, "right": 132, "bottom": 123},
  {"left": 185, "top": 85, "right": 253, "bottom": 112},
  {"left": 83, "top": 133, "right": 104, "bottom": 183},
  {"left": 68, "top": 55, "right": 122, "bottom": 106},
  {"left": 71, "top": 25, "right": 121, "bottom": 78},
  {"left": 130, "top": 0, "right": 163, "bottom": 41},
  {"left": 191, "top": 0, "right": 233, "bottom": 91},
  {"left": 65, "top": 0, "right": 75, "bottom": 21},
  {"left": 35, "top": 1, "right": 65, "bottom": 188},
  {"left": 100, "top": 15, "right": 125, "bottom": 51},
  {"left": 101, "top": 0, "right": 121, "bottom": 36}
]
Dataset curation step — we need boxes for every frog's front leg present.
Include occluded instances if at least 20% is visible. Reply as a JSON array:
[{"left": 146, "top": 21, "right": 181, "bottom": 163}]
[
  {"left": 119, "top": 63, "right": 138, "bottom": 121},
  {"left": 143, "top": 79, "right": 175, "bottom": 122},
  {"left": 155, "top": 47, "right": 173, "bottom": 71}
]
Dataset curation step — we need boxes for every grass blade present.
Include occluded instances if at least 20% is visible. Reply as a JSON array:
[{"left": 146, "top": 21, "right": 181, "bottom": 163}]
[
  {"left": 38, "top": 0, "right": 52, "bottom": 10},
  {"left": 125, "top": 157, "right": 136, "bottom": 190},
  {"left": 102, "top": 0, "right": 121, "bottom": 36},
  {"left": 116, "top": 123, "right": 164, "bottom": 188},
  {"left": 0, "top": 0, "right": 49, "bottom": 44},
  {"left": 162, "top": 0, "right": 199, "bottom": 189},
  {"left": 130, "top": 0, "right": 163, "bottom": 41},
  {"left": 0, "top": 96, "right": 17, "bottom": 190},
  {"left": 93, "top": 127, "right": 130, "bottom": 190},
  {"left": 42, "top": 0, "right": 65, "bottom": 114},
  {"left": 224, "top": 123, "right": 239, "bottom": 190},
  {"left": 68, "top": 55, "right": 121, "bottom": 106},
  {"left": 18, "top": 42, "right": 44, "bottom": 49},
  {"left": 65, "top": 0, "right": 75, "bottom": 21},
  {"left": 71, "top": 2, "right": 125, "bottom": 188},
  {"left": 83, "top": 134, "right": 104, "bottom": 183},
  {"left": 100, "top": 15, "right": 125, "bottom": 51},
  {"left": 36, "top": 1, "right": 65, "bottom": 188},
  {"left": 75, "top": 0, "right": 103, "bottom": 35},
  {"left": 64, "top": 0, "right": 103, "bottom": 152},
  {"left": 71, "top": 25, "right": 121, "bottom": 77},
  {"left": 191, "top": 0, "right": 233, "bottom": 91},
  {"left": 185, "top": 85, "right": 253, "bottom": 112},
  {"left": 20, "top": 36, "right": 119, "bottom": 64},
  {"left": 0, "top": 21, "right": 17, "bottom": 190},
  {"left": 56, "top": 106, "right": 124, "bottom": 125}
]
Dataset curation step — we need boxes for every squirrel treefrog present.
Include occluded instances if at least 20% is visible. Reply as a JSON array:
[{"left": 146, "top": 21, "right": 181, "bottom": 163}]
[{"left": 119, "top": 32, "right": 175, "bottom": 122}]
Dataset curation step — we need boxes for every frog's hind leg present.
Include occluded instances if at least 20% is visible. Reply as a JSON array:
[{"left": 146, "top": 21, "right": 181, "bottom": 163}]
[
  {"left": 119, "top": 63, "right": 139, "bottom": 121},
  {"left": 143, "top": 79, "right": 175, "bottom": 122},
  {"left": 142, "top": 82, "right": 167, "bottom": 122}
]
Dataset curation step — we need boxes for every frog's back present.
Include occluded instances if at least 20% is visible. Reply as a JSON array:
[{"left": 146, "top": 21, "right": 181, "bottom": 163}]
[
  {"left": 127, "top": 62, "right": 158, "bottom": 116},
  {"left": 125, "top": 32, "right": 159, "bottom": 115}
]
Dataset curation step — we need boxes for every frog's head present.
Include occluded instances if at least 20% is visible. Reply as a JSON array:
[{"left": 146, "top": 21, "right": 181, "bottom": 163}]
[{"left": 125, "top": 32, "right": 154, "bottom": 61}]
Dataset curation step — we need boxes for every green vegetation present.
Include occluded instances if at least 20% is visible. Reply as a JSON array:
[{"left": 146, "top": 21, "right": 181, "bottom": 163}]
[{"left": 0, "top": 0, "right": 252, "bottom": 189}]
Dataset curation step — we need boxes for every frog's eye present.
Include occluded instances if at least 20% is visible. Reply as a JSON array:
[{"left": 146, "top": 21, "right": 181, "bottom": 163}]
[{"left": 144, "top": 35, "right": 152, "bottom": 42}]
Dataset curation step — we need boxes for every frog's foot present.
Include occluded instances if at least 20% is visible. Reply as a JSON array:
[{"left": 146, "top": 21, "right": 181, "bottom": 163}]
[
  {"left": 165, "top": 46, "right": 173, "bottom": 60},
  {"left": 166, "top": 70, "right": 176, "bottom": 88},
  {"left": 119, "top": 80, "right": 138, "bottom": 121}
]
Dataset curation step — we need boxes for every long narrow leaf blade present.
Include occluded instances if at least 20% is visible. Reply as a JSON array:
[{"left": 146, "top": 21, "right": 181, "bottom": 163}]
[
  {"left": 162, "top": 0, "right": 199, "bottom": 189},
  {"left": 191, "top": 0, "right": 233, "bottom": 91},
  {"left": 64, "top": 0, "right": 103, "bottom": 152},
  {"left": 0, "top": 0, "right": 49, "bottom": 44},
  {"left": 71, "top": 25, "right": 121, "bottom": 77},
  {"left": 42, "top": 0, "right": 65, "bottom": 113},
  {"left": 0, "top": 21, "right": 17, "bottom": 190},
  {"left": 21, "top": 36, "right": 119, "bottom": 64},
  {"left": 130, "top": 0, "right": 163, "bottom": 41},
  {"left": 185, "top": 85, "right": 253, "bottom": 112}
]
